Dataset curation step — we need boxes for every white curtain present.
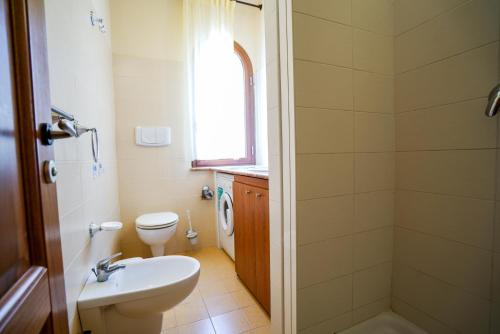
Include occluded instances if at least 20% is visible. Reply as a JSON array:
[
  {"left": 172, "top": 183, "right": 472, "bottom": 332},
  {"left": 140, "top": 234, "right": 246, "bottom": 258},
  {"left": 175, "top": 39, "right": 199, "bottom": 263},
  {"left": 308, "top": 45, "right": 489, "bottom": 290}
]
[{"left": 185, "top": 0, "right": 244, "bottom": 161}]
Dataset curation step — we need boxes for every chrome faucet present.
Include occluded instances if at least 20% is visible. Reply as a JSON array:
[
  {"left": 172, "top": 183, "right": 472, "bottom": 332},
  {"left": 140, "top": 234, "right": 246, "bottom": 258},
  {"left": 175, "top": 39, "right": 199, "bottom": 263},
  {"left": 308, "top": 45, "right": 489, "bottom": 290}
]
[{"left": 92, "top": 252, "right": 126, "bottom": 282}]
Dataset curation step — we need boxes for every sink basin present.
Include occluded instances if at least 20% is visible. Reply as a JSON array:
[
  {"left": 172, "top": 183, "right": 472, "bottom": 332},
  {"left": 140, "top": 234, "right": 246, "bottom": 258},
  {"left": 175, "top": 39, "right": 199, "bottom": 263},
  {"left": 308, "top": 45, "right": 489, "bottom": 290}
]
[{"left": 78, "top": 255, "right": 200, "bottom": 318}]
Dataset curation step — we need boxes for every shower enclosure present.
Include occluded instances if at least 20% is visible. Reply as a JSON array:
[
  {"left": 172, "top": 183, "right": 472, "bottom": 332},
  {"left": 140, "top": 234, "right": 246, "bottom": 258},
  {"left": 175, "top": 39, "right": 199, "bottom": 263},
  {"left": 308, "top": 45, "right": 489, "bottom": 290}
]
[{"left": 288, "top": 0, "right": 500, "bottom": 333}]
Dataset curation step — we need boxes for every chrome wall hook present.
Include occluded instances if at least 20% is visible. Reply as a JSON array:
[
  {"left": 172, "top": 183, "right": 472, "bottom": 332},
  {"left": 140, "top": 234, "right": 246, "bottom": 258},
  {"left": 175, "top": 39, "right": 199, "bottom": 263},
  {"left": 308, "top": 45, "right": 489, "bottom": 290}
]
[{"left": 90, "top": 11, "right": 106, "bottom": 33}]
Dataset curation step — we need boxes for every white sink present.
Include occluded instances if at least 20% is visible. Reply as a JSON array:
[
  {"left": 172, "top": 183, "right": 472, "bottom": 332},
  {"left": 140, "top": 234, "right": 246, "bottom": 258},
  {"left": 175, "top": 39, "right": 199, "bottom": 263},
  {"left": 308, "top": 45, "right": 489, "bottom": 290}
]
[{"left": 78, "top": 255, "right": 200, "bottom": 319}]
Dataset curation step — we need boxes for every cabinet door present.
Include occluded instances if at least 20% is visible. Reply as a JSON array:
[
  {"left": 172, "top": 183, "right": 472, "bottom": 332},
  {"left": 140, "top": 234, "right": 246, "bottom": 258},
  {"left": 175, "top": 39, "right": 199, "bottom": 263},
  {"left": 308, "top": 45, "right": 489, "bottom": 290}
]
[
  {"left": 254, "top": 188, "right": 270, "bottom": 313},
  {"left": 233, "top": 182, "right": 257, "bottom": 293}
]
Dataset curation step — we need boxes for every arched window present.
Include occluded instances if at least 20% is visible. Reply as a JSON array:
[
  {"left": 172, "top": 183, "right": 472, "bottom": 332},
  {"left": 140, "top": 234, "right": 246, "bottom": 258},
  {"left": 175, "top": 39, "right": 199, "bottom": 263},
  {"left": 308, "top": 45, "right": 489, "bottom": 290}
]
[{"left": 191, "top": 42, "right": 256, "bottom": 167}]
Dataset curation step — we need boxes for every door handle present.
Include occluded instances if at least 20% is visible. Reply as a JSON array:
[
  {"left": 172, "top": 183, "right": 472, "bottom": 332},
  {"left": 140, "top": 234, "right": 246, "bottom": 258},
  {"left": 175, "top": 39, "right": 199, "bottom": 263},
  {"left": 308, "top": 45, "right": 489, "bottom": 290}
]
[
  {"left": 256, "top": 192, "right": 262, "bottom": 198},
  {"left": 245, "top": 190, "right": 252, "bottom": 194}
]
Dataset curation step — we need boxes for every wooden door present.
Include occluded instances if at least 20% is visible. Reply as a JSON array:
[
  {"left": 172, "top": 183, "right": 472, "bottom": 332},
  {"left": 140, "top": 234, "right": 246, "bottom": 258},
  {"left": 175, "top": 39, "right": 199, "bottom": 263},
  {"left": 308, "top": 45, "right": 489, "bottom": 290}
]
[
  {"left": 234, "top": 182, "right": 257, "bottom": 293},
  {"left": 254, "top": 188, "right": 270, "bottom": 313},
  {"left": 0, "top": 0, "right": 68, "bottom": 333}
]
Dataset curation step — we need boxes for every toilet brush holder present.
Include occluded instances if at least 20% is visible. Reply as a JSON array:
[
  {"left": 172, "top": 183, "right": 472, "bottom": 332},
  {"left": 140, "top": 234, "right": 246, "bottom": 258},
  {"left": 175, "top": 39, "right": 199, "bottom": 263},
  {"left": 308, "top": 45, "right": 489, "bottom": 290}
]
[
  {"left": 185, "top": 209, "right": 198, "bottom": 245},
  {"left": 186, "top": 230, "right": 198, "bottom": 245}
]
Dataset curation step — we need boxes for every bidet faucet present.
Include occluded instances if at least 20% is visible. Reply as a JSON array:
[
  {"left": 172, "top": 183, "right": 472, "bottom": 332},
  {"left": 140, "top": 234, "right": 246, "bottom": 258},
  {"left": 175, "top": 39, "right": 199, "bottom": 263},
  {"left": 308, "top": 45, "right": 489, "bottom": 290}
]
[{"left": 92, "top": 252, "right": 126, "bottom": 282}]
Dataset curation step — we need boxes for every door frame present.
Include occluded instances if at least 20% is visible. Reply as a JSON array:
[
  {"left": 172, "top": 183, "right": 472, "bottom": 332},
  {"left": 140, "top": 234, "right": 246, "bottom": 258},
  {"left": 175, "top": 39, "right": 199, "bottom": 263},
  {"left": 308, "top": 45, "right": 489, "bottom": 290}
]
[
  {"left": 264, "top": 0, "right": 297, "bottom": 333},
  {"left": 0, "top": 0, "right": 68, "bottom": 332},
  {"left": 275, "top": 0, "right": 296, "bottom": 333}
]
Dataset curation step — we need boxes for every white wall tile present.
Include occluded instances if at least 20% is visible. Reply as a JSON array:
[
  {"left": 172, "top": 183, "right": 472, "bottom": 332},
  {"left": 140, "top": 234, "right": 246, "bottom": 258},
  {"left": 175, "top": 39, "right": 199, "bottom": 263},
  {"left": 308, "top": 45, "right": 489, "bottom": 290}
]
[
  {"left": 392, "top": 264, "right": 490, "bottom": 334},
  {"left": 353, "top": 71, "right": 394, "bottom": 114},
  {"left": 395, "top": 43, "right": 499, "bottom": 112},
  {"left": 354, "top": 190, "right": 394, "bottom": 233},
  {"left": 353, "top": 227, "right": 393, "bottom": 270},
  {"left": 352, "top": 0, "right": 394, "bottom": 35},
  {"left": 354, "top": 112, "right": 395, "bottom": 152},
  {"left": 396, "top": 190, "right": 494, "bottom": 249},
  {"left": 395, "top": 0, "right": 499, "bottom": 73},
  {"left": 292, "top": 0, "right": 351, "bottom": 25},
  {"left": 294, "top": 60, "right": 353, "bottom": 110},
  {"left": 396, "top": 98, "right": 496, "bottom": 151},
  {"left": 293, "top": 12, "right": 352, "bottom": 67},
  {"left": 353, "top": 29, "right": 394, "bottom": 75},
  {"left": 297, "top": 195, "right": 354, "bottom": 245},
  {"left": 297, "top": 275, "right": 353, "bottom": 330},
  {"left": 395, "top": 227, "right": 492, "bottom": 298},
  {"left": 396, "top": 150, "right": 496, "bottom": 199},
  {"left": 394, "top": 0, "right": 468, "bottom": 35},
  {"left": 353, "top": 262, "right": 392, "bottom": 307},
  {"left": 298, "top": 236, "right": 353, "bottom": 288},
  {"left": 354, "top": 152, "right": 395, "bottom": 193},
  {"left": 296, "top": 108, "right": 353, "bottom": 154},
  {"left": 296, "top": 154, "right": 354, "bottom": 200}
]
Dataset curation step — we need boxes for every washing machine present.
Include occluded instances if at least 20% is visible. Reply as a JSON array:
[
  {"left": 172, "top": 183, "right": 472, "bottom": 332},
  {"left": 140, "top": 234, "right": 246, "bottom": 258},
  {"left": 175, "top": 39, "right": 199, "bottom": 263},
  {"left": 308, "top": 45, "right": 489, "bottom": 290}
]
[{"left": 216, "top": 172, "right": 235, "bottom": 260}]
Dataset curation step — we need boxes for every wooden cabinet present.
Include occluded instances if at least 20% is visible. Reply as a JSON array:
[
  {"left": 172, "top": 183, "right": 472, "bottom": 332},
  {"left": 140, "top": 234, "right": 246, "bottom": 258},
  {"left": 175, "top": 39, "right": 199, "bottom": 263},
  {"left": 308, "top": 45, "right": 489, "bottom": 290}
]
[{"left": 233, "top": 176, "right": 270, "bottom": 314}]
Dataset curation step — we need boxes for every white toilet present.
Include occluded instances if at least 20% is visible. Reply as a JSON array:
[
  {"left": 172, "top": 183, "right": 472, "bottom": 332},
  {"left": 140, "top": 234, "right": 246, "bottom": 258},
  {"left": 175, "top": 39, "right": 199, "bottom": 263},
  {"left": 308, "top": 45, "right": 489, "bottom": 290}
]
[{"left": 135, "top": 212, "right": 179, "bottom": 257}]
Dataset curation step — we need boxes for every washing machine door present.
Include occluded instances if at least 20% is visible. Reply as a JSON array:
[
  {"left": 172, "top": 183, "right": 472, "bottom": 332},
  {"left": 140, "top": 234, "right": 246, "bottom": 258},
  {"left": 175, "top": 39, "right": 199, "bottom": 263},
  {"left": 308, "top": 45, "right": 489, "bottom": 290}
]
[{"left": 219, "top": 192, "right": 234, "bottom": 236}]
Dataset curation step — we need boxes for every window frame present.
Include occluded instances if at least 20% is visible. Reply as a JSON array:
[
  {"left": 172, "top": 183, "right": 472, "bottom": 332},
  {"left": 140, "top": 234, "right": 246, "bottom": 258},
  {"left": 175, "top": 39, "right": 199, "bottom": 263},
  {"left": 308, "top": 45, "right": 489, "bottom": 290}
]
[{"left": 191, "top": 41, "right": 256, "bottom": 168}]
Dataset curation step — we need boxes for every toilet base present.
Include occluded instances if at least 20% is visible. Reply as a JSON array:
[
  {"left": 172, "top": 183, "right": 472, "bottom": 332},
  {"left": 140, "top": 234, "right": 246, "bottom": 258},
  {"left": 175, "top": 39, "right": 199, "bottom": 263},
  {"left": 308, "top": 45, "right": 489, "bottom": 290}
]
[{"left": 150, "top": 245, "right": 165, "bottom": 257}]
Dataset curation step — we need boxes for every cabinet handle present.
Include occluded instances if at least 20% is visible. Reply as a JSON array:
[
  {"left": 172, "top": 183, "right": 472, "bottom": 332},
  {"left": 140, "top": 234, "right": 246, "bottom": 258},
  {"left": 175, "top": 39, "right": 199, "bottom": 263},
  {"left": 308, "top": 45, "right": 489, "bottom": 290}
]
[
  {"left": 256, "top": 192, "right": 262, "bottom": 198},
  {"left": 245, "top": 190, "right": 252, "bottom": 194}
]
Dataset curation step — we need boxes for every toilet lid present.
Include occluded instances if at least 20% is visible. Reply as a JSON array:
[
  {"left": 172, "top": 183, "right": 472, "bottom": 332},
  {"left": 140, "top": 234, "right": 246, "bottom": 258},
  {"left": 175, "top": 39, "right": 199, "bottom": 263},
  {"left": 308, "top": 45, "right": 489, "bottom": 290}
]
[{"left": 136, "top": 212, "right": 179, "bottom": 230}]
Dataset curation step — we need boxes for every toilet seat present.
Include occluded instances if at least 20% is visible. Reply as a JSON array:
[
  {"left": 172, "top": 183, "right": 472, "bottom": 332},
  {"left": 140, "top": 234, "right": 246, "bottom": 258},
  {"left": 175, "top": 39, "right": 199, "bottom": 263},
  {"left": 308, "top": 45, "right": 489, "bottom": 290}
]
[{"left": 136, "top": 212, "right": 179, "bottom": 230}]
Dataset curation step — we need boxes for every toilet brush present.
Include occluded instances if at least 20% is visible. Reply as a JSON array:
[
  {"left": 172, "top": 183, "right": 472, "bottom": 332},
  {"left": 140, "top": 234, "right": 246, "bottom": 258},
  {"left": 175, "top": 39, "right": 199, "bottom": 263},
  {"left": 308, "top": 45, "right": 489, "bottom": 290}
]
[{"left": 185, "top": 209, "right": 198, "bottom": 245}]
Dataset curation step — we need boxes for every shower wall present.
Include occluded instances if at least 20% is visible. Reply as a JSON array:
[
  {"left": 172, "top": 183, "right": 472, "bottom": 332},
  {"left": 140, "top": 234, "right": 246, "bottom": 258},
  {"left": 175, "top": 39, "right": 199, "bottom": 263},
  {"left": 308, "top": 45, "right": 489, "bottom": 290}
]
[
  {"left": 291, "top": 0, "right": 500, "bottom": 333},
  {"left": 393, "top": 1, "right": 500, "bottom": 334},
  {"left": 292, "top": 1, "right": 396, "bottom": 332}
]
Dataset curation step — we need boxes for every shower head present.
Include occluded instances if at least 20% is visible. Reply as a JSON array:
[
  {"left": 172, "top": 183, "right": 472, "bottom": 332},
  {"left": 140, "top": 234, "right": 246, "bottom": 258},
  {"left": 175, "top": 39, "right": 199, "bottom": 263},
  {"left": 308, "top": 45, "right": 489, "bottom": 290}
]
[{"left": 485, "top": 84, "right": 500, "bottom": 117}]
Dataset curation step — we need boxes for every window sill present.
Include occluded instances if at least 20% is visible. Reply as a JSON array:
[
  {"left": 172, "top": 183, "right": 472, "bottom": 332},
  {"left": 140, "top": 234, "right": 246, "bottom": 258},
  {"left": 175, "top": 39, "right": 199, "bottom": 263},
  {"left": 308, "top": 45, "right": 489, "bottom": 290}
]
[
  {"left": 190, "top": 166, "right": 213, "bottom": 171},
  {"left": 191, "top": 165, "right": 268, "bottom": 180}
]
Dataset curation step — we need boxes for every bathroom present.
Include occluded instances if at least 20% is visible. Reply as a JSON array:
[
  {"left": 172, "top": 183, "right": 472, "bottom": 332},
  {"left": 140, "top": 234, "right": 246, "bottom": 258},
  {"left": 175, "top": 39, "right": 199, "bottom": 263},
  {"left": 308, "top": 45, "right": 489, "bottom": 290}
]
[{"left": 0, "top": 0, "right": 499, "bottom": 334}]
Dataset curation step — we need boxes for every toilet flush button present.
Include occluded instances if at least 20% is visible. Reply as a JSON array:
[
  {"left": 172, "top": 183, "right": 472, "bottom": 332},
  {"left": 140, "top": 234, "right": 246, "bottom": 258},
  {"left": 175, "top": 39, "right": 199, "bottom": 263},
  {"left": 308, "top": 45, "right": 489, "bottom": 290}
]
[{"left": 135, "top": 126, "right": 171, "bottom": 147}]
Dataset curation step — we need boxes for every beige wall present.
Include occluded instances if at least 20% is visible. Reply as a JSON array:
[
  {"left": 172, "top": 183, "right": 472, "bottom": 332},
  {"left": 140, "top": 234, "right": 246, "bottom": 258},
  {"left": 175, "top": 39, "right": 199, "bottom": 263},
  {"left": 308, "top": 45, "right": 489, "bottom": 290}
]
[
  {"left": 393, "top": 1, "right": 500, "bottom": 333},
  {"left": 109, "top": 0, "right": 266, "bottom": 258},
  {"left": 44, "top": 0, "right": 121, "bottom": 332},
  {"left": 291, "top": 0, "right": 395, "bottom": 332}
]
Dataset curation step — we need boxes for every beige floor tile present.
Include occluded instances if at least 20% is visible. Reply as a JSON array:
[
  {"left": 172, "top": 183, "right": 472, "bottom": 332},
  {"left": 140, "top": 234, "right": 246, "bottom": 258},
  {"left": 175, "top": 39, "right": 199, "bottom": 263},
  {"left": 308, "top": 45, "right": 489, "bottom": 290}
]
[
  {"left": 211, "top": 309, "right": 252, "bottom": 334},
  {"left": 204, "top": 293, "right": 240, "bottom": 317},
  {"left": 179, "top": 288, "right": 203, "bottom": 305},
  {"left": 242, "top": 305, "right": 270, "bottom": 329},
  {"left": 198, "top": 279, "right": 230, "bottom": 299},
  {"left": 176, "top": 319, "right": 215, "bottom": 334},
  {"left": 222, "top": 275, "right": 245, "bottom": 293},
  {"left": 244, "top": 325, "right": 272, "bottom": 334},
  {"left": 162, "top": 309, "right": 177, "bottom": 330},
  {"left": 176, "top": 247, "right": 272, "bottom": 333},
  {"left": 231, "top": 289, "right": 257, "bottom": 308},
  {"left": 174, "top": 300, "right": 209, "bottom": 326}
]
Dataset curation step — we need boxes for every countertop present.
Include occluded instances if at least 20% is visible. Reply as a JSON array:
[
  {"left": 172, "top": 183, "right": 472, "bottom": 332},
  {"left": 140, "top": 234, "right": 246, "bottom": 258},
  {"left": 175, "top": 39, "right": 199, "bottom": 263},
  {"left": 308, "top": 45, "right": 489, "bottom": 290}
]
[{"left": 191, "top": 165, "right": 269, "bottom": 179}]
